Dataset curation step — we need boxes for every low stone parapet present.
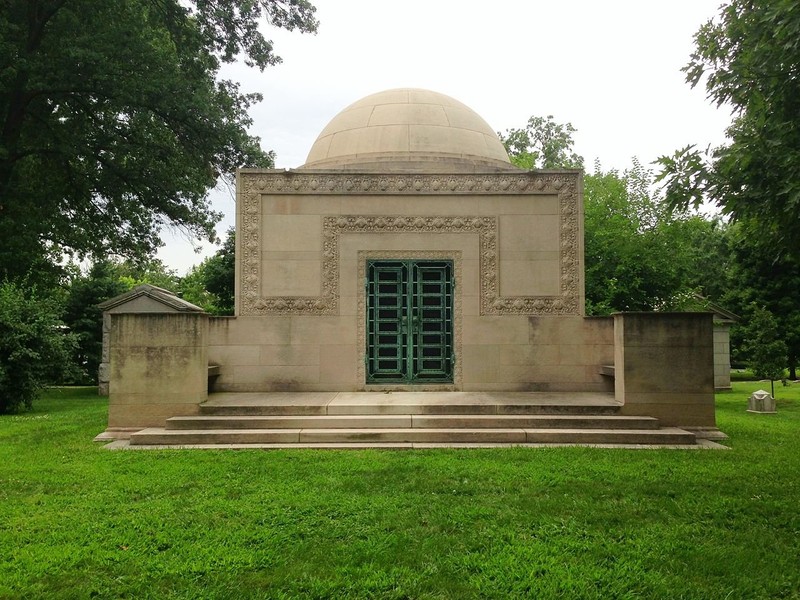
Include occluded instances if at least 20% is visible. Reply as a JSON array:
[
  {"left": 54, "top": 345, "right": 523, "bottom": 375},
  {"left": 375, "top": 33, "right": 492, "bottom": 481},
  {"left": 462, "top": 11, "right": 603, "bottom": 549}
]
[
  {"left": 613, "top": 312, "right": 717, "bottom": 430},
  {"left": 107, "top": 312, "right": 209, "bottom": 430}
]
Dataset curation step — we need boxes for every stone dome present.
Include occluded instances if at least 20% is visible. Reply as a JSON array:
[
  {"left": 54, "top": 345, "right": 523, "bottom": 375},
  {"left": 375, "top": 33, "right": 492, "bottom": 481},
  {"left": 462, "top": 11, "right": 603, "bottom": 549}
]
[{"left": 301, "top": 88, "right": 514, "bottom": 172}]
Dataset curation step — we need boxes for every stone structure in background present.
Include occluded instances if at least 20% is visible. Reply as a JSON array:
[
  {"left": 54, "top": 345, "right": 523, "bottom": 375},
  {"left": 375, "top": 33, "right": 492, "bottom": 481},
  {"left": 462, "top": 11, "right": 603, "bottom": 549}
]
[
  {"left": 688, "top": 294, "right": 738, "bottom": 390},
  {"left": 711, "top": 310, "right": 736, "bottom": 391},
  {"left": 97, "top": 285, "right": 203, "bottom": 396},
  {"left": 97, "top": 88, "right": 722, "bottom": 442},
  {"left": 747, "top": 389, "right": 776, "bottom": 414}
]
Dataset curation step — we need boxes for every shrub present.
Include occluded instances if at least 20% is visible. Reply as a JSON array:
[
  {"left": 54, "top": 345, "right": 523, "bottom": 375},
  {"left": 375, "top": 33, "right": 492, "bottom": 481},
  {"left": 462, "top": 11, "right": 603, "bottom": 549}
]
[{"left": 0, "top": 281, "right": 76, "bottom": 413}]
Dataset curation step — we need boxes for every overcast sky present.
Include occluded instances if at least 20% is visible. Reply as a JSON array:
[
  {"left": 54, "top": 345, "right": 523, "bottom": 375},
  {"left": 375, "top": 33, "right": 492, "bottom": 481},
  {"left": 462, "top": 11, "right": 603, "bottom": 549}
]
[{"left": 158, "top": 0, "right": 732, "bottom": 273}]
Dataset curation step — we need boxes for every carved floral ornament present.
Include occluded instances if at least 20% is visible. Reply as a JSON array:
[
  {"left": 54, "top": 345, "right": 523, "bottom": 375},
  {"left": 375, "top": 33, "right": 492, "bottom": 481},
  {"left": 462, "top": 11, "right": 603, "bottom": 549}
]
[
  {"left": 239, "top": 171, "right": 580, "bottom": 316},
  {"left": 240, "top": 170, "right": 575, "bottom": 195}
]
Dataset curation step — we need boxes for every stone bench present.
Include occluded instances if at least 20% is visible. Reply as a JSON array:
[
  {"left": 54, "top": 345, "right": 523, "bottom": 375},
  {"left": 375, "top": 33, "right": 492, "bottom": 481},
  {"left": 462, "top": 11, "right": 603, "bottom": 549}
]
[
  {"left": 599, "top": 365, "right": 615, "bottom": 378},
  {"left": 208, "top": 365, "right": 221, "bottom": 391}
]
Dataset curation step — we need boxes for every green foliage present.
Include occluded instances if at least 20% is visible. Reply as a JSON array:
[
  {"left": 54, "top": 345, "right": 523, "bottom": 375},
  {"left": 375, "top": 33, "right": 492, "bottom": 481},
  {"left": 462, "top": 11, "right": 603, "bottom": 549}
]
[
  {"left": 111, "top": 258, "right": 181, "bottom": 291},
  {"left": 2, "top": 385, "right": 800, "bottom": 597},
  {"left": 656, "top": 0, "right": 800, "bottom": 257},
  {"left": 0, "top": 0, "right": 317, "bottom": 279},
  {"left": 202, "top": 228, "right": 235, "bottom": 314},
  {"left": 678, "top": 216, "right": 734, "bottom": 303},
  {"left": 498, "top": 115, "right": 584, "bottom": 170},
  {"left": 180, "top": 228, "right": 235, "bottom": 315},
  {"left": 59, "top": 257, "right": 183, "bottom": 384},
  {"left": 0, "top": 282, "right": 75, "bottom": 412},
  {"left": 584, "top": 159, "right": 722, "bottom": 315},
  {"left": 715, "top": 224, "right": 800, "bottom": 378},
  {"left": 178, "top": 263, "right": 221, "bottom": 314},
  {"left": 61, "top": 262, "right": 128, "bottom": 384},
  {"left": 742, "top": 305, "right": 788, "bottom": 383}
]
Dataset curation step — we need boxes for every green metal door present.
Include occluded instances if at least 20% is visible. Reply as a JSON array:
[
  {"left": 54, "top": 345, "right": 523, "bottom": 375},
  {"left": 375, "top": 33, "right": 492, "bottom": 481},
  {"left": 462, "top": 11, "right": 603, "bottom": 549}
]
[{"left": 366, "top": 260, "right": 454, "bottom": 383}]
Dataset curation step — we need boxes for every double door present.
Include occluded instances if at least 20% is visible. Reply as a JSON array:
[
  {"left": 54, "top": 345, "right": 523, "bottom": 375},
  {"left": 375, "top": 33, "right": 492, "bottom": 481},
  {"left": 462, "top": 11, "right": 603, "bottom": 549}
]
[{"left": 366, "top": 260, "right": 454, "bottom": 384}]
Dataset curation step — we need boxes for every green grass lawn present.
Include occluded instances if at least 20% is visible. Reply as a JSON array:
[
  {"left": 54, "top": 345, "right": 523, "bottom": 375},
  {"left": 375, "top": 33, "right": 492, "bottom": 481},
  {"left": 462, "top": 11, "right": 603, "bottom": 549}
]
[{"left": 1, "top": 384, "right": 799, "bottom": 599}]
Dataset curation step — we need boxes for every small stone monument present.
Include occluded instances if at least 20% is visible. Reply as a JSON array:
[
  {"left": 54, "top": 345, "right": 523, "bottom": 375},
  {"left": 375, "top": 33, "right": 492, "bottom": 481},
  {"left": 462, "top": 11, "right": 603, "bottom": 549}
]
[
  {"left": 97, "top": 284, "right": 204, "bottom": 396},
  {"left": 747, "top": 389, "right": 776, "bottom": 414}
]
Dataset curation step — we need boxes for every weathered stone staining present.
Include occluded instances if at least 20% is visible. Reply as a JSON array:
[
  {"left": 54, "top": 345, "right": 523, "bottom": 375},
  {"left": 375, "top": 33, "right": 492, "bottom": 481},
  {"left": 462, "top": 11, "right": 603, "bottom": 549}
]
[
  {"left": 97, "top": 285, "right": 204, "bottom": 397},
  {"left": 99, "top": 88, "right": 722, "bottom": 442}
]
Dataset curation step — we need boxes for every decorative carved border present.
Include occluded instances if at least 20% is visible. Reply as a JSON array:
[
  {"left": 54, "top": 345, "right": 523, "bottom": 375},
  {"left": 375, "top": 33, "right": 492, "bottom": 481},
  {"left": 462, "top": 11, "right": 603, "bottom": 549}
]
[
  {"left": 356, "top": 251, "right": 462, "bottom": 389},
  {"left": 239, "top": 170, "right": 574, "bottom": 195},
  {"left": 239, "top": 171, "right": 580, "bottom": 316}
]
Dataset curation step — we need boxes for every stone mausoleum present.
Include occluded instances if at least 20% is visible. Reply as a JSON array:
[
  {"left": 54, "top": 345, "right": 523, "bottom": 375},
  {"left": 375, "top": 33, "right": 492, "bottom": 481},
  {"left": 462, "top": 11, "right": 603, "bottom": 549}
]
[{"left": 100, "top": 89, "right": 723, "bottom": 448}]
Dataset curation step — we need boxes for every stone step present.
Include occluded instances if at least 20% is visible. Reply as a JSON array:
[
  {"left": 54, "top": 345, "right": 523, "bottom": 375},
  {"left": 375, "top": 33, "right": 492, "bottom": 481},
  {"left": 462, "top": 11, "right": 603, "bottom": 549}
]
[
  {"left": 199, "top": 392, "right": 622, "bottom": 417},
  {"left": 199, "top": 402, "right": 622, "bottom": 417},
  {"left": 414, "top": 415, "right": 658, "bottom": 429},
  {"left": 167, "top": 415, "right": 411, "bottom": 430},
  {"left": 129, "top": 427, "right": 694, "bottom": 446},
  {"left": 165, "top": 414, "right": 659, "bottom": 431},
  {"left": 524, "top": 428, "right": 696, "bottom": 445},
  {"left": 113, "top": 440, "right": 723, "bottom": 450},
  {"left": 128, "top": 392, "right": 697, "bottom": 449}
]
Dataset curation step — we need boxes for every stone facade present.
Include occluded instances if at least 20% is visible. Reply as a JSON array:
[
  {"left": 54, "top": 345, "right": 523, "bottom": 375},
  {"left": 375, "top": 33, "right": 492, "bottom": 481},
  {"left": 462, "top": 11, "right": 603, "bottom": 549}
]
[
  {"left": 108, "top": 312, "right": 207, "bottom": 428},
  {"left": 206, "top": 168, "right": 600, "bottom": 393},
  {"left": 100, "top": 88, "right": 720, "bottom": 437},
  {"left": 97, "top": 285, "right": 204, "bottom": 396},
  {"left": 614, "top": 312, "right": 716, "bottom": 428},
  {"left": 713, "top": 322, "right": 733, "bottom": 390}
]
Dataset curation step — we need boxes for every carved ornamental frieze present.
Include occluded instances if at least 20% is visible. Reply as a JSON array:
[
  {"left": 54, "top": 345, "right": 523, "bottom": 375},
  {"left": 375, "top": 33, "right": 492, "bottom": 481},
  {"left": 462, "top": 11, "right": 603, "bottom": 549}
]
[{"left": 239, "top": 171, "right": 580, "bottom": 316}]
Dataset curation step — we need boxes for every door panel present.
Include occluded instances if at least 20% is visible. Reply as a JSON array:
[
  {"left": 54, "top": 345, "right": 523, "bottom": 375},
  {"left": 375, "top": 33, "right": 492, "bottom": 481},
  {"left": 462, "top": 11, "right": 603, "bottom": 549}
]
[
  {"left": 366, "top": 262, "right": 409, "bottom": 380},
  {"left": 366, "top": 260, "right": 453, "bottom": 383}
]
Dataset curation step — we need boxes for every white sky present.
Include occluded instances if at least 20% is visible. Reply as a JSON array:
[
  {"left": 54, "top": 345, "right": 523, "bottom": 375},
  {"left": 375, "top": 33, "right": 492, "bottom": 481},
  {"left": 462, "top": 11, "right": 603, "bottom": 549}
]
[{"left": 158, "top": 0, "right": 732, "bottom": 273}]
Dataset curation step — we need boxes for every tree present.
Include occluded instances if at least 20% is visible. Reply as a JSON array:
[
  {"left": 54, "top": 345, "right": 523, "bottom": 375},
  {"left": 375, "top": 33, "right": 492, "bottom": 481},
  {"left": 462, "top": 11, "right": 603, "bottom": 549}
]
[
  {"left": 743, "top": 305, "right": 788, "bottom": 397},
  {"left": 679, "top": 216, "right": 734, "bottom": 304},
  {"left": 111, "top": 258, "right": 180, "bottom": 291},
  {"left": 498, "top": 115, "right": 584, "bottom": 170},
  {"left": 0, "top": 0, "right": 317, "bottom": 280},
  {"left": 717, "top": 224, "right": 800, "bottom": 380},
  {"left": 0, "top": 281, "right": 75, "bottom": 412},
  {"left": 59, "top": 256, "right": 181, "bottom": 385},
  {"left": 62, "top": 261, "right": 128, "bottom": 384},
  {"left": 200, "top": 228, "right": 235, "bottom": 314},
  {"left": 656, "top": 0, "right": 800, "bottom": 257},
  {"left": 584, "top": 159, "right": 724, "bottom": 315},
  {"left": 180, "top": 228, "right": 235, "bottom": 315},
  {"left": 179, "top": 263, "right": 221, "bottom": 315}
]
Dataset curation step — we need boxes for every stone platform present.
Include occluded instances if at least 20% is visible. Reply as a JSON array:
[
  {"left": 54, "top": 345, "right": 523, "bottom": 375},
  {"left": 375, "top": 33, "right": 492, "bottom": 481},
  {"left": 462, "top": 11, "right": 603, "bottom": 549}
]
[{"left": 104, "top": 392, "right": 726, "bottom": 450}]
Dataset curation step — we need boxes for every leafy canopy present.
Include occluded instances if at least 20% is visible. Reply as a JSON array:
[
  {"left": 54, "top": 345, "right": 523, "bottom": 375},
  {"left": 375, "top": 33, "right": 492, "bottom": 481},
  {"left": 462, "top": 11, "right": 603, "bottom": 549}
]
[
  {"left": 0, "top": 0, "right": 317, "bottom": 280},
  {"left": 179, "top": 228, "right": 235, "bottom": 315},
  {"left": 656, "top": 0, "right": 800, "bottom": 257},
  {"left": 498, "top": 115, "right": 584, "bottom": 170},
  {"left": 61, "top": 261, "right": 128, "bottom": 384},
  {"left": 715, "top": 222, "right": 800, "bottom": 379},
  {"left": 584, "top": 159, "right": 721, "bottom": 315}
]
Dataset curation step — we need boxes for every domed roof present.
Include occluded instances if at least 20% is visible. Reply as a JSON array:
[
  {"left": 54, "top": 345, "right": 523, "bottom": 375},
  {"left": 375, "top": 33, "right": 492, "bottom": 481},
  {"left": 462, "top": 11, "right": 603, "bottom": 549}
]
[{"left": 301, "top": 88, "right": 514, "bottom": 171}]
